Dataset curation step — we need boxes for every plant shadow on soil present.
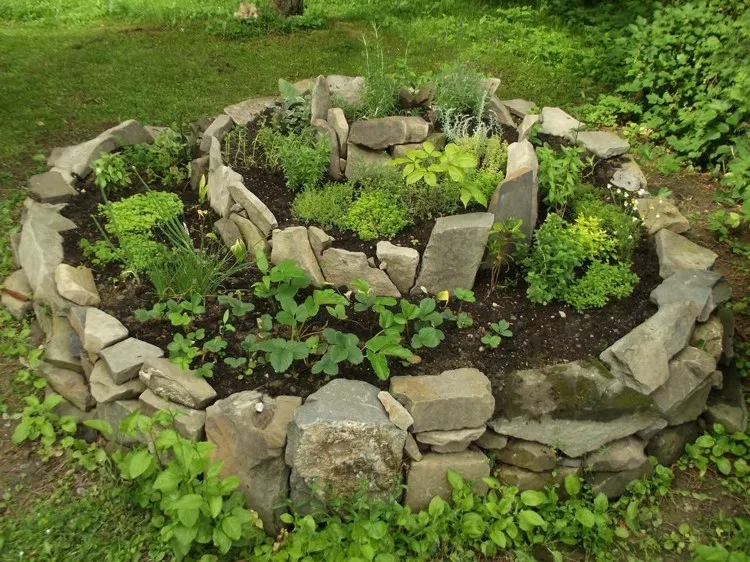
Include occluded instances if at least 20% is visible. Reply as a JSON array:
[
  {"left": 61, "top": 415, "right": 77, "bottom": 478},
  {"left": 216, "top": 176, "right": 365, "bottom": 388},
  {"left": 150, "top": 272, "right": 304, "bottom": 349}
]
[{"left": 60, "top": 123, "right": 660, "bottom": 401}]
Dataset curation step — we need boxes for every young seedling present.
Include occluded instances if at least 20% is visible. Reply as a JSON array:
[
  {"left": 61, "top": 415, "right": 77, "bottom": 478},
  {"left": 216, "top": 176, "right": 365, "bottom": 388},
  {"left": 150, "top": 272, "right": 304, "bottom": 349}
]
[{"left": 481, "top": 320, "right": 513, "bottom": 349}]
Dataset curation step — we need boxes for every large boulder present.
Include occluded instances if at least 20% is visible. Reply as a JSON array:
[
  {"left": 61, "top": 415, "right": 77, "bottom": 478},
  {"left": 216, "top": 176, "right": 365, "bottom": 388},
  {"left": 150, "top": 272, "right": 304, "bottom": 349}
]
[
  {"left": 599, "top": 301, "right": 699, "bottom": 394},
  {"left": 205, "top": 391, "right": 301, "bottom": 533},
  {"left": 488, "top": 360, "right": 660, "bottom": 458},
  {"left": 488, "top": 168, "right": 538, "bottom": 244},
  {"left": 405, "top": 451, "right": 490, "bottom": 512},
  {"left": 271, "top": 227, "right": 326, "bottom": 287},
  {"left": 650, "top": 269, "right": 731, "bottom": 322},
  {"left": 412, "top": 213, "right": 494, "bottom": 295},
  {"left": 320, "top": 248, "right": 400, "bottom": 297},
  {"left": 349, "top": 117, "right": 429, "bottom": 151},
  {"left": 390, "top": 368, "right": 494, "bottom": 433},
  {"left": 655, "top": 230, "right": 718, "bottom": 279},
  {"left": 47, "top": 120, "right": 152, "bottom": 178},
  {"left": 285, "top": 379, "right": 406, "bottom": 508}
]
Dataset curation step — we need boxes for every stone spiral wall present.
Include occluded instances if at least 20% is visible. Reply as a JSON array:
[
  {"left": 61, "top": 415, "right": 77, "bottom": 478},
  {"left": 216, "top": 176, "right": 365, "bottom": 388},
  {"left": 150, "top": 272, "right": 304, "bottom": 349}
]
[{"left": 3, "top": 79, "right": 747, "bottom": 535}]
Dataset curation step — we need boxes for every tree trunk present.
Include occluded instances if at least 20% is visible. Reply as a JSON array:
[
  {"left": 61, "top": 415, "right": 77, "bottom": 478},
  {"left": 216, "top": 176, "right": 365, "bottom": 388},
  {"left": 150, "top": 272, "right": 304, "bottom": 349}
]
[{"left": 273, "top": 0, "right": 304, "bottom": 17}]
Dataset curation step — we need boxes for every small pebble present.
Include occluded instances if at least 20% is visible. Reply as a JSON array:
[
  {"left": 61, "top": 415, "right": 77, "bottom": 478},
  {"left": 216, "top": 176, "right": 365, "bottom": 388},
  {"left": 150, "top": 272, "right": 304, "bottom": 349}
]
[{"left": 558, "top": 311, "right": 566, "bottom": 318}]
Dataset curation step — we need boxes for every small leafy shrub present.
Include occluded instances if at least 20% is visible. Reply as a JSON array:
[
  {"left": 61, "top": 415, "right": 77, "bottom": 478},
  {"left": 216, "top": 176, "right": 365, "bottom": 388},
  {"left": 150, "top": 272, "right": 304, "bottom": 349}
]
[
  {"left": 454, "top": 129, "right": 508, "bottom": 175},
  {"left": 256, "top": 126, "right": 329, "bottom": 190},
  {"left": 292, "top": 182, "right": 354, "bottom": 230},
  {"left": 97, "top": 411, "right": 264, "bottom": 559},
  {"left": 575, "top": 94, "right": 642, "bottom": 127},
  {"left": 91, "top": 152, "right": 131, "bottom": 193},
  {"left": 82, "top": 191, "right": 183, "bottom": 274},
  {"left": 573, "top": 197, "right": 641, "bottom": 260},
  {"left": 563, "top": 261, "right": 639, "bottom": 311},
  {"left": 537, "top": 144, "right": 588, "bottom": 212},
  {"left": 433, "top": 63, "right": 489, "bottom": 123},
  {"left": 123, "top": 129, "right": 192, "bottom": 188},
  {"left": 277, "top": 78, "right": 312, "bottom": 133},
  {"left": 343, "top": 187, "right": 411, "bottom": 241}
]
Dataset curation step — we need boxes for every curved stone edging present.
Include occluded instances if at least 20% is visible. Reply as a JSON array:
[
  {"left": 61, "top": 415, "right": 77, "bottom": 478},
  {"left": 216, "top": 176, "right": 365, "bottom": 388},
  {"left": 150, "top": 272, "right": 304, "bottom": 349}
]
[{"left": 2, "top": 88, "right": 747, "bottom": 535}]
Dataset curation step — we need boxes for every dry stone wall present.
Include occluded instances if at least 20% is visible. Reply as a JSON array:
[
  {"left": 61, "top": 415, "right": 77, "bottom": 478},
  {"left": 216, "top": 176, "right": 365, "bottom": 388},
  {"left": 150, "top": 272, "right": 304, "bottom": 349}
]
[{"left": 3, "top": 90, "right": 747, "bottom": 535}]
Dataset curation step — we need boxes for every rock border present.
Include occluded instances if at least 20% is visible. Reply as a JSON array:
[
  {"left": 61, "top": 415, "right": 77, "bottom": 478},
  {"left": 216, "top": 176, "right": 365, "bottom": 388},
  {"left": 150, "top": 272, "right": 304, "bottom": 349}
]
[{"left": 4, "top": 83, "right": 746, "bottom": 535}]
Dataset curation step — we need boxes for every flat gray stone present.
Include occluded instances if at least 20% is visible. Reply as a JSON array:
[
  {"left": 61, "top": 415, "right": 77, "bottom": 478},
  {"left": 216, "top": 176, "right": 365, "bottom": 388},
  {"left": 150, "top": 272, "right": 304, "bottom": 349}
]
[
  {"left": 587, "top": 459, "right": 653, "bottom": 499},
  {"left": 405, "top": 451, "right": 489, "bottom": 512},
  {"left": 501, "top": 99, "right": 537, "bottom": 118},
  {"left": 611, "top": 156, "right": 647, "bottom": 192},
  {"left": 375, "top": 241, "right": 419, "bottom": 295},
  {"left": 652, "top": 346, "right": 717, "bottom": 425},
  {"left": 326, "top": 75, "right": 365, "bottom": 106},
  {"left": 307, "top": 226, "right": 332, "bottom": 258},
  {"left": 55, "top": 264, "right": 100, "bottom": 306},
  {"left": 327, "top": 108, "right": 349, "bottom": 158},
  {"left": 600, "top": 301, "right": 699, "bottom": 394},
  {"left": 227, "top": 183, "right": 278, "bottom": 236},
  {"left": 518, "top": 114, "right": 540, "bottom": 142},
  {"left": 99, "top": 338, "right": 164, "bottom": 384},
  {"left": 691, "top": 315, "right": 724, "bottom": 361},
  {"left": 143, "top": 357, "right": 217, "bottom": 409},
  {"left": 48, "top": 120, "right": 152, "bottom": 178},
  {"left": 413, "top": 213, "right": 494, "bottom": 295},
  {"left": 636, "top": 197, "right": 690, "bottom": 235},
  {"left": 200, "top": 114, "right": 234, "bottom": 153},
  {"left": 576, "top": 131, "right": 630, "bottom": 159},
  {"left": 655, "top": 230, "right": 718, "bottom": 279},
  {"left": 416, "top": 426, "right": 486, "bottom": 454},
  {"left": 349, "top": 116, "right": 429, "bottom": 150},
  {"left": 28, "top": 170, "right": 77, "bottom": 203},
  {"left": 90, "top": 361, "right": 145, "bottom": 404},
  {"left": 40, "top": 362, "right": 94, "bottom": 411},
  {"left": 489, "top": 360, "right": 659, "bottom": 458},
  {"left": 22, "top": 200, "right": 77, "bottom": 233},
  {"left": 310, "top": 75, "right": 330, "bottom": 122},
  {"left": 390, "top": 368, "right": 494, "bottom": 433},
  {"left": 344, "top": 143, "right": 392, "bottom": 180},
  {"left": 272, "top": 226, "right": 326, "bottom": 287},
  {"left": 44, "top": 315, "right": 83, "bottom": 373},
  {"left": 312, "top": 118, "right": 342, "bottom": 181},
  {"left": 539, "top": 107, "right": 585, "bottom": 139},
  {"left": 230, "top": 213, "right": 269, "bottom": 260},
  {"left": 488, "top": 168, "right": 537, "bottom": 245},
  {"left": 377, "top": 390, "right": 414, "bottom": 430},
  {"left": 82, "top": 308, "right": 128, "bottom": 354},
  {"left": 496, "top": 464, "right": 578, "bottom": 492},
  {"left": 474, "top": 428, "right": 509, "bottom": 452},
  {"left": 645, "top": 422, "right": 699, "bottom": 466},
  {"left": 224, "top": 96, "right": 277, "bottom": 126},
  {"left": 206, "top": 392, "right": 301, "bottom": 532},
  {"left": 214, "top": 217, "right": 243, "bottom": 249},
  {"left": 585, "top": 436, "right": 646, "bottom": 472},
  {"left": 484, "top": 96, "right": 515, "bottom": 128},
  {"left": 286, "top": 379, "right": 406, "bottom": 509},
  {"left": 139, "top": 389, "right": 206, "bottom": 441},
  {"left": 506, "top": 140, "right": 538, "bottom": 180},
  {"left": 495, "top": 439, "right": 556, "bottom": 472},
  {"left": 320, "top": 247, "right": 400, "bottom": 297},
  {"left": 651, "top": 269, "right": 730, "bottom": 321}
]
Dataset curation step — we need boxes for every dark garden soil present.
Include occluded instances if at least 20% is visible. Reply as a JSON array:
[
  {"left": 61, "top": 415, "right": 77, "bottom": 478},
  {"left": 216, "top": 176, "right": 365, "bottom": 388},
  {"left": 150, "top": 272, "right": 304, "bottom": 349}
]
[{"left": 59, "top": 122, "right": 662, "bottom": 401}]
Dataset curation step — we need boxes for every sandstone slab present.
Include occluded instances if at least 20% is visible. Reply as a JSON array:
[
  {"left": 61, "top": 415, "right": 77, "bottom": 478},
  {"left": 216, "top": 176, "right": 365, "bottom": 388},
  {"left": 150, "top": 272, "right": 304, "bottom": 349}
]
[
  {"left": 28, "top": 170, "right": 77, "bottom": 203},
  {"left": 139, "top": 389, "right": 206, "bottom": 441},
  {"left": 327, "top": 108, "right": 349, "bottom": 158},
  {"left": 495, "top": 439, "right": 556, "bottom": 472},
  {"left": 271, "top": 226, "right": 326, "bottom": 287},
  {"left": 651, "top": 269, "right": 730, "bottom": 321},
  {"left": 320, "top": 248, "right": 400, "bottom": 296},
  {"left": 501, "top": 99, "right": 537, "bottom": 118},
  {"left": 390, "top": 368, "right": 494, "bottom": 433},
  {"left": 655, "top": 230, "right": 718, "bottom": 279},
  {"left": 82, "top": 308, "right": 129, "bottom": 354},
  {"left": 349, "top": 116, "right": 429, "bottom": 150},
  {"left": 55, "top": 264, "right": 100, "bottom": 306},
  {"left": 200, "top": 114, "right": 234, "bottom": 152},
  {"left": 496, "top": 464, "right": 578, "bottom": 491},
  {"left": 585, "top": 436, "right": 646, "bottom": 472},
  {"left": 636, "top": 197, "right": 690, "bottom": 235},
  {"left": 40, "top": 362, "right": 94, "bottom": 411},
  {"left": 576, "top": 131, "right": 630, "bottom": 159},
  {"left": 224, "top": 96, "right": 277, "bottom": 126},
  {"left": 99, "top": 338, "right": 164, "bottom": 384},
  {"left": 413, "top": 213, "right": 494, "bottom": 295},
  {"left": 539, "top": 107, "right": 585, "bottom": 139},
  {"left": 690, "top": 315, "right": 724, "bottom": 362},
  {"left": 375, "top": 241, "right": 419, "bottom": 295},
  {"left": 44, "top": 315, "right": 83, "bottom": 373},
  {"left": 310, "top": 75, "right": 330, "bottom": 122},
  {"left": 344, "top": 143, "right": 392, "bottom": 180},
  {"left": 230, "top": 213, "right": 269, "bottom": 260},
  {"left": 90, "top": 361, "right": 145, "bottom": 404},
  {"left": 518, "top": 114, "right": 541, "bottom": 142},
  {"left": 645, "top": 422, "right": 700, "bottom": 466},
  {"left": 143, "top": 358, "right": 217, "bottom": 409},
  {"left": 611, "top": 156, "right": 647, "bottom": 192},
  {"left": 416, "top": 426, "right": 485, "bottom": 454},
  {"left": 227, "top": 183, "right": 278, "bottom": 236},
  {"left": 488, "top": 168, "right": 538, "bottom": 245},
  {"left": 377, "top": 390, "right": 414, "bottom": 431},
  {"left": 652, "top": 346, "right": 717, "bottom": 425},
  {"left": 587, "top": 459, "right": 653, "bottom": 499}
]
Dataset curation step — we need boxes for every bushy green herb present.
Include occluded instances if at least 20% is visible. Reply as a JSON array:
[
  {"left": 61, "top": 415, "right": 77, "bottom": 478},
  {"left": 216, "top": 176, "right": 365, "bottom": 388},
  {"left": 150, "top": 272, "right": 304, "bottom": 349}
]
[
  {"left": 537, "top": 144, "right": 587, "bottom": 213},
  {"left": 572, "top": 197, "right": 641, "bottom": 261},
  {"left": 91, "top": 152, "right": 131, "bottom": 193},
  {"left": 563, "top": 261, "right": 639, "bottom": 311},
  {"left": 342, "top": 187, "right": 411, "bottom": 240},
  {"left": 277, "top": 78, "right": 312, "bottom": 133},
  {"left": 291, "top": 182, "right": 354, "bottom": 230},
  {"left": 122, "top": 129, "right": 192, "bottom": 188},
  {"left": 256, "top": 126, "right": 329, "bottom": 190}
]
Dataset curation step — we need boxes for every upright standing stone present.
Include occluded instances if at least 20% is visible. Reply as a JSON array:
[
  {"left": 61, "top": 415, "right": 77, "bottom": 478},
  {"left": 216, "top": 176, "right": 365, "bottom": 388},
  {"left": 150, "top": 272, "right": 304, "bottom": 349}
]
[
  {"left": 327, "top": 108, "right": 349, "bottom": 158},
  {"left": 311, "top": 118, "right": 341, "bottom": 181},
  {"left": 200, "top": 115, "right": 234, "bottom": 152},
  {"left": 206, "top": 392, "right": 301, "bottom": 532},
  {"left": 40, "top": 362, "right": 94, "bottom": 411},
  {"left": 506, "top": 140, "right": 538, "bottom": 180},
  {"left": 310, "top": 76, "right": 330, "bottom": 122},
  {"left": 271, "top": 227, "right": 326, "bottom": 287},
  {"left": 82, "top": 308, "right": 128, "bottom": 354},
  {"left": 413, "top": 213, "right": 494, "bottom": 295},
  {"left": 376, "top": 241, "right": 419, "bottom": 295},
  {"left": 227, "top": 183, "right": 278, "bottom": 236},
  {"left": 488, "top": 168, "right": 538, "bottom": 245},
  {"left": 518, "top": 114, "right": 540, "bottom": 142}
]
